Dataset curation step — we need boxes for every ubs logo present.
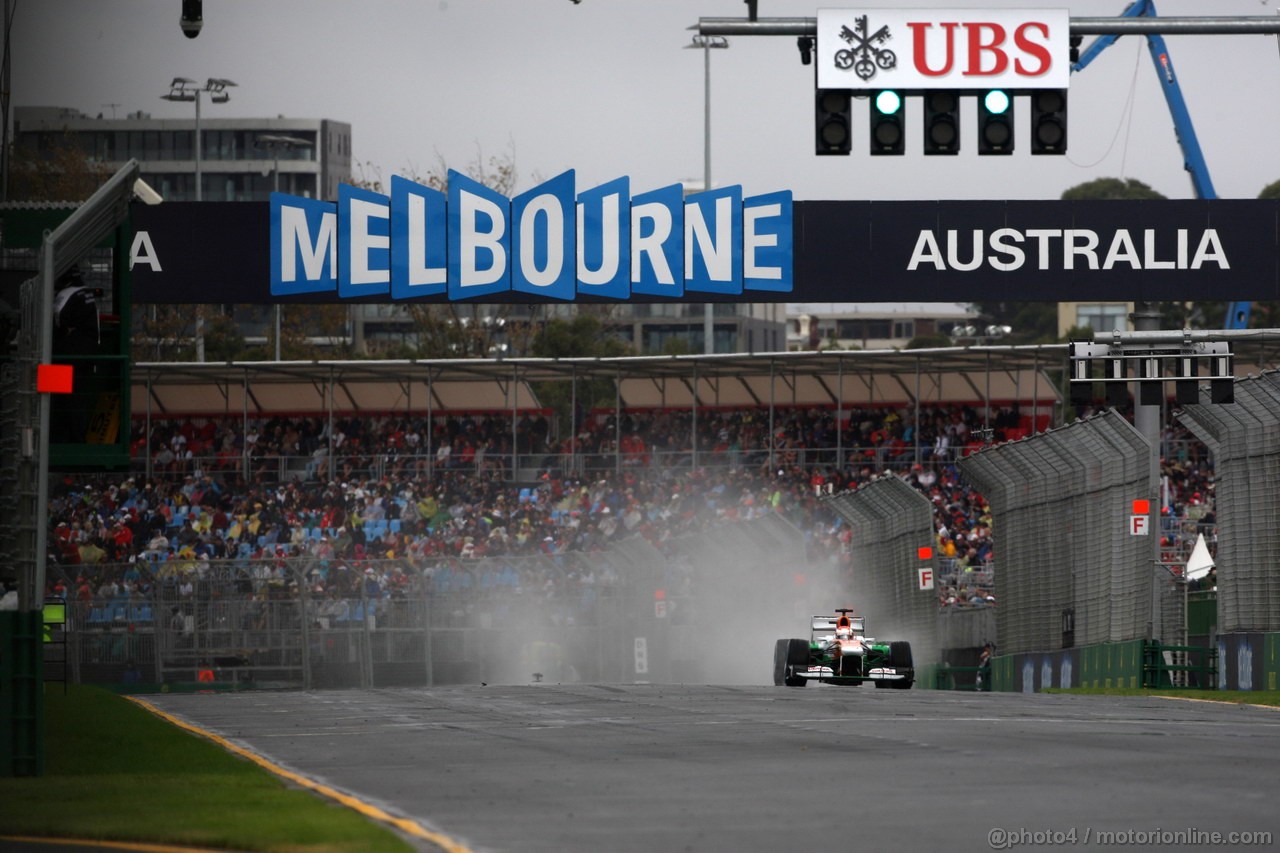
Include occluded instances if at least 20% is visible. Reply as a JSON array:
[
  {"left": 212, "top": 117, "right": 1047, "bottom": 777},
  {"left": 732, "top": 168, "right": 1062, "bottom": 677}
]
[{"left": 835, "top": 15, "right": 897, "bottom": 82}]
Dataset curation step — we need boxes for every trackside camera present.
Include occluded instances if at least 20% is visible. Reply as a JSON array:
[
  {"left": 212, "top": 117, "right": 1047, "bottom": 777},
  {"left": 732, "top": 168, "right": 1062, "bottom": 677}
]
[{"left": 180, "top": 0, "right": 203, "bottom": 39}]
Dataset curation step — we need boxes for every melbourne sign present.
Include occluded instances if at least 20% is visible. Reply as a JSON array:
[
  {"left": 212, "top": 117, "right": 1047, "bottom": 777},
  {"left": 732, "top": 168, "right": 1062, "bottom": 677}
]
[
  {"left": 816, "top": 8, "right": 1071, "bottom": 90},
  {"left": 271, "top": 170, "right": 793, "bottom": 302},
  {"left": 127, "top": 198, "right": 1280, "bottom": 304}
]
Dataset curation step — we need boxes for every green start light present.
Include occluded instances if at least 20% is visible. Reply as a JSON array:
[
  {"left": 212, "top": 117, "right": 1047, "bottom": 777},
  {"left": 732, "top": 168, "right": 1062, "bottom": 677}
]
[
  {"left": 874, "top": 90, "right": 902, "bottom": 115},
  {"left": 983, "top": 89, "right": 1011, "bottom": 115}
]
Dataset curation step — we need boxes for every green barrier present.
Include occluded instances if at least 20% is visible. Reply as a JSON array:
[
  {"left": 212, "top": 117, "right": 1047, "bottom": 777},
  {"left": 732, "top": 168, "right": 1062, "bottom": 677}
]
[
  {"left": 1, "top": 610, "right": 45, "bottom": 777},
  {"left": 1142, "top": 641, "right": 1217, "bottom": 688},
  {"left": 1080, "top": 640, "right": 1145, "bottom": 689},
  {"left": 1187, "top": 591, "right": 1217, "bottom": 638}
]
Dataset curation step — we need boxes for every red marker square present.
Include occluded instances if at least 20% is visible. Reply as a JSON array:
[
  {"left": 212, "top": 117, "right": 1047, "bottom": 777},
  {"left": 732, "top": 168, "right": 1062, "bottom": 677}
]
[
  {"left": 36, "top": 364, "right": 74, "bottom": 394},
  {"left": 918, "top": 546, "right": 933, "bottom": 560},
  {"left": 1132, "top": 499, "right": 1150, "bottom": 515}
]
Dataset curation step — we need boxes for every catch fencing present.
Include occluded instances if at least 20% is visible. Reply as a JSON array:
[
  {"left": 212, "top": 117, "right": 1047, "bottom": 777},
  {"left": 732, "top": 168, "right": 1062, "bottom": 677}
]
[
  {"left": 48, "top": 511, "right": 817, "bottom": 689},
  {"left": 820, "top": 474, "right": 940, "bottom": 662},
  {"left": 958, "top": 411, "right": 1157, "bottom": 656},
  {"left": 1177, "top": 371, "right": 1280, "bottom": 633}
]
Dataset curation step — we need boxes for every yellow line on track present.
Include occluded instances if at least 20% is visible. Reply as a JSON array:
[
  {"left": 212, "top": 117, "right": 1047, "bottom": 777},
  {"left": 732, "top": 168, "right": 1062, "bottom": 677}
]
[
  {"left": 124, "top": 696, "right": 476, "bottom": 853},
  {"left": 1155, "top": 695, "right": 1280, "bottom": 710}
]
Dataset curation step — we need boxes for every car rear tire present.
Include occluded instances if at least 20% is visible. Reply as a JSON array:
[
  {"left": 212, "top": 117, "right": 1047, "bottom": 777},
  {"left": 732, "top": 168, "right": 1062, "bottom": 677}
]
[
  {"left": 784, "top": 639, "right": 808, "bottom": 687},
  {"left": 889, "top": 641, "right": 914, "bottom": 689}
]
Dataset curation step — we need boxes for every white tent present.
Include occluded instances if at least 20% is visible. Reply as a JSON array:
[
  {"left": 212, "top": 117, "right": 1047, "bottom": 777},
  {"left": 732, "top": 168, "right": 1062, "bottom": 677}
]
[{"left": 1186, "top": 533, "right": 1216, "bottom": 582}]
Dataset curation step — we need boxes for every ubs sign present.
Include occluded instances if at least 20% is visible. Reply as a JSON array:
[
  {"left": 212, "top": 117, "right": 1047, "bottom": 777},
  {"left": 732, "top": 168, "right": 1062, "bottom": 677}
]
[{"left": 816, "top": 7, "right": 1071, "bottom": 90}]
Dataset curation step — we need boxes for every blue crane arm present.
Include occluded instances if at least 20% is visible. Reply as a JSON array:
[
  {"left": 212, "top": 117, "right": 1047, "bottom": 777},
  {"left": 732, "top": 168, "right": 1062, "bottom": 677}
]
[
  {"left": 1072, "top": 1, "right": 1216, "bottom": 200},
  {"left": 1072, "top": 2, "right": 1248, "bottom": 328}
]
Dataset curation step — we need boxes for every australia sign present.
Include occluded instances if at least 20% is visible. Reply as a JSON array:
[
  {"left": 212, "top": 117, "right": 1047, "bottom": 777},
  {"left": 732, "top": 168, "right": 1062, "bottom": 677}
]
[{"left": 127, "top": 197, "right": 1280, "bottom": 304}]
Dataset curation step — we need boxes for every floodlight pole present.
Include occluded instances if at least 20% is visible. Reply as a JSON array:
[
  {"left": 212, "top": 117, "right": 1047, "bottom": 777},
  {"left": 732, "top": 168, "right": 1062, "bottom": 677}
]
[
  {"left": 258, "top": 134, "right": 312, "bottom": 361},
  {"left": 163, "top": 77, "right": 236, "bottom": 360},
  {"left": 688, "top": 35, "right": 728, "bottom": 355}
]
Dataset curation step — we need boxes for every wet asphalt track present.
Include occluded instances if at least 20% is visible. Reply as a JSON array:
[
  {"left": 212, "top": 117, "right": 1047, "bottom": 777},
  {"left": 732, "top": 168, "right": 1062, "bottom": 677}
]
[{"left": 145, "top": 685, "right": 1280, "bottom": 853}]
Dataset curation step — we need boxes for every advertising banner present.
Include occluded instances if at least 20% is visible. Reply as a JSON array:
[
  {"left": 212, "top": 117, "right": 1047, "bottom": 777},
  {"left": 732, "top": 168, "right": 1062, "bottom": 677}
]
[
  {"left": 816, "top": 7, "right": 1071, "bottom": 90},
  {"left": 129, "top": 197, "right": 1280, "bottom": 304}
]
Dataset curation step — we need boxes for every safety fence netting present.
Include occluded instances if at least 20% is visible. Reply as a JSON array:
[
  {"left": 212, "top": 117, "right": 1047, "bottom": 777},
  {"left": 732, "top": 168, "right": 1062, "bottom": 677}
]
[
  {"left": 46, "top": 510, "right": 820, "bottom": 688},
  {"left": 959, "top": 410, "right": 1156, "bottom": 656},
  {"left": 1178, "top": 371, "right": 1280, "bottom": 633},
  {"left": 820, "top": 474, "right": 940, "bottom": 663}
]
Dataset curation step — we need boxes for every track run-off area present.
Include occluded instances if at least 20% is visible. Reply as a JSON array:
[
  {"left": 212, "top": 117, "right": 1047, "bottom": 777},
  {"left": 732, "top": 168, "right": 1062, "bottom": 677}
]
[{"left": 144, "top": 685, "right": 1280, "bottom": 853}]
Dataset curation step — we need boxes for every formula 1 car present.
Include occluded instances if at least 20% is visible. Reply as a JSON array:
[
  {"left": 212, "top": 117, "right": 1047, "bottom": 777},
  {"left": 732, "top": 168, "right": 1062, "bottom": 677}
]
[{"left": 773, "top": 609, "right": 914, "bottom": 688}]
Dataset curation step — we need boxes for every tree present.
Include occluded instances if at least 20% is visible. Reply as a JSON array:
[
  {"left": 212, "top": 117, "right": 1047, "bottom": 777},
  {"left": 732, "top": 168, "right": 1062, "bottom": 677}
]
[
  {"left": 1060, "top": 177, "right": 1166, "bottom": 201},
  {"left": 905, "top": 333, "right": 953, "bottom": 349},
  {"left": 6, "top": 133, "right": 109, "bottom": 202},
  {"left": 966, "top": 302, "right": 1059, "bottom": 345},
  {"left": 528, "top": 314, "right": 634, "bottom": 439},
  {"left": 1053, "top": 177, "right": 1201, "bottom": 334},
  {"left": 1259, "top": 179, "right": 1280, "bottom": 200},
  {"left": 348, "top": 143, "right": 545, "bottom": 359}
]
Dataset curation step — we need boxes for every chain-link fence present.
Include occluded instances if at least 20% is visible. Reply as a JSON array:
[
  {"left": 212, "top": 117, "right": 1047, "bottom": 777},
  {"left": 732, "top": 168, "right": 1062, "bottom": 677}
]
[
  {"left": 820, "top": 474, "right": 940, "bottom": 663},
  {"left": 959, "top": 411, "right": 1156, "bottom": 656},
  {"left": 1178, "top": 370, "right": 1280, "bottom": 633},
  {"left": 48, "top": 508, "right": 830, "bottom": 688}
]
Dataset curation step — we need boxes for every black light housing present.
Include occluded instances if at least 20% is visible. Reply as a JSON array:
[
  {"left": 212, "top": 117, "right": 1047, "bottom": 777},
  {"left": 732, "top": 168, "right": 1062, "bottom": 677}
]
[
  {"left": 923, "top": 90, "right": 960, "bottom": 155},
  {"left": 978, "top": 89, "right": 1014, "bottom": 155},
  {"left": 815, "top": 89, "right": 852, "bottom": 156},
  {"left": 1031, "top": 89, "right": 1068, "bottom": 154},
  {"left": 869, "top": 90, "right": 904, "bottom": 156}
]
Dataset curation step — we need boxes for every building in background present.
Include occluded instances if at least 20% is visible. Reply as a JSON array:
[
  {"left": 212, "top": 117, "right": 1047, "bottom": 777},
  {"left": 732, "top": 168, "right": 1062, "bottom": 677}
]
[
  {"left": 787, "top": 303, "right": 979, "bottom": 350},
  {"left": 1057, "top": 301, "right": 1134, "bottom": 338},
  {"left": 13, "top": 106, "right": 350, "bottom": 201},
  {"left": 13, "top": 106, "right": 784, "bottom": 357}
]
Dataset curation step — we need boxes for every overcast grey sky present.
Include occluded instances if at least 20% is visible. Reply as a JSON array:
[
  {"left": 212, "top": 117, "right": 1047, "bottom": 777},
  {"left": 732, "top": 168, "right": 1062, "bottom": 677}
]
[{"left": 14, "top": 1, "right": 1280, "bottom": 202}]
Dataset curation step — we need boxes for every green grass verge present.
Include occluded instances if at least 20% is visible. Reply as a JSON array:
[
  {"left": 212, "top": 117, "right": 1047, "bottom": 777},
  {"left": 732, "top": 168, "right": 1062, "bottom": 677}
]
[
  {"left": 0, "top": 684, "right": 415, "bottom": 852},
  {"left": 1043, "top": 686, "right": 1280, "bottom": 707}
]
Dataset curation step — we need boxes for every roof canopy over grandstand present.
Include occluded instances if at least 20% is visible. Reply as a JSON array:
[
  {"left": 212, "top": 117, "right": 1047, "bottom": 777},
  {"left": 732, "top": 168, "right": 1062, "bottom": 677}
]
[
  {"left": 132, "top": 337, "right": 1280, "bottom": 419},
  {"left": 132, "top": 345, "right": 1070, "bottom": 418}
]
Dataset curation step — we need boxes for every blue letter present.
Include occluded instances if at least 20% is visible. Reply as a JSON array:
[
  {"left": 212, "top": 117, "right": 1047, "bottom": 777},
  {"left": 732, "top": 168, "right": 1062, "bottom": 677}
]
[
  {"left": 743, "top": 190, "right": 793, "bottom": 293},
  {"left": 338, "top": 183, "right": 391, "bottom": 298},
  {"left": 390, "top": 175, "right": 447, "bottom": 300},
  {"left": 448, "top": 170, "right": 510, "bottom": 301},
  {"left": 513, "top": 169, "right": 576, "bottom": 301},
  {"left": 271, "top": 193, "right": 336, "bottom": 295},
  {"left": 684, "top": 186, "right": 743, "bottom": 295},
  {"left": 576, "top": 176, "right": 630, "bottom": 300},
  {"left": 630, "top": 183, "right": 684, "bottom": 298}
]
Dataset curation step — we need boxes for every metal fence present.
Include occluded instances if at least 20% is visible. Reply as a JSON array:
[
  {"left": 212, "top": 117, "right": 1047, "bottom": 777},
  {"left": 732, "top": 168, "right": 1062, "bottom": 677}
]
[
  {"left": 820, "top": 474, "right": 940, "bottom": 663},
  {"left": 1177, "top": 371, "right": 1280, "bottom": 633},
  {"left": 959, "top": 411, "right": 1156, "bottom": 656},
  {"left": 48, "top": 509, "right": 826, "bottom": 688}
]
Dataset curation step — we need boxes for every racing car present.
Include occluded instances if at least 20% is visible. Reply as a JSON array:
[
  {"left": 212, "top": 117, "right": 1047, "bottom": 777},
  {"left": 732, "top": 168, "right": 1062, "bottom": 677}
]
[{"left": 773, "top": 609, "right": 914, "bottom": 688}]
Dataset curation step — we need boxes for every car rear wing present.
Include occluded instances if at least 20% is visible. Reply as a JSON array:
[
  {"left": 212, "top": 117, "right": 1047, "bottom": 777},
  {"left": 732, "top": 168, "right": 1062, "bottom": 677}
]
[{"left": 811, "top": 615, "right": 864, "bottom": 633}]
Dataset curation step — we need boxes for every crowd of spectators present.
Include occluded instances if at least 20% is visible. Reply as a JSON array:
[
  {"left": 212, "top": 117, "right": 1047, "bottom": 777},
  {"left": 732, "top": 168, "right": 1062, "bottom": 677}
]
[
  {"left": 36, "top": 401, "right": 1215, "bottom": 615},
  {"left": 133, "top": 402, "right": 1032, "bottom": 482}
]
